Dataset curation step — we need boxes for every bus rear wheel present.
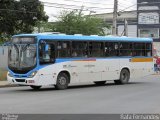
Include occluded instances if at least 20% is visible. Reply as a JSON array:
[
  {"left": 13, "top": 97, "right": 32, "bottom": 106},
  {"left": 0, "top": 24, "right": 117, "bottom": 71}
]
[
  {"left": 114, "top": 69, "right": 130, "bottom": 85},
  {"left": 30, "top": 85, "right": 41, "bottom": 90},
  {"left": 94, "top": 81, "right": 106, "bottom": 85},
  {"left": 55, "top": 72, "right": 69, "bottom": 90}
]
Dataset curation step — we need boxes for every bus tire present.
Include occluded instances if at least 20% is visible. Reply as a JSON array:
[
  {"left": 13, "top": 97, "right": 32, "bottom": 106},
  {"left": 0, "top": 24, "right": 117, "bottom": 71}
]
[
  {"left": 55, "top": 72, "right": 69, "bottom": 90},
  {"left": 94, "top": 81, "right": 106, "bottom": 85},
  {"left": 114, "top": 69, "right": 130, "bottom": 84},
  {"left": 30, "top": 85, "right": 41, "bottom": 90}
]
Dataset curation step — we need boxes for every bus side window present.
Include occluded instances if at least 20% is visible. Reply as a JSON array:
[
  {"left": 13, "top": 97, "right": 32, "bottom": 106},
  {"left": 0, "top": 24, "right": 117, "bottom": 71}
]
[
  {"left": 119, "top": 42, "right": 133, "bottom": 56},
  {"left": 39, "top": 42, "right": 55, "bottom": 64},
  {"left": 134, "top": 43, "right": 145, "bottom": 56},
  {"left": 57, "top": 41, "right": 71, "bottom": 58},
  {"left": 105, "top": 42, "right": 109, "bottom": 57},
  {"left": 72, "top": 41, "right": 88, "bottom": 57},
  {"left": 108, "top": 42, "right": 119, "bottom": 56},
  {"left": 89, "top": 42, "right": 104, "bottom": 57},
  {"left": 146, "top": 43, "right": 152, "bottom": 57}
]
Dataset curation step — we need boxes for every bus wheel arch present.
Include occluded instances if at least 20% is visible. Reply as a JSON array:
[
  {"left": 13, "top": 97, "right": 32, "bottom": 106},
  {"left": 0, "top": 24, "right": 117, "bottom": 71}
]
[
  {"left": 55, "top": 71, "right": 70, "bottom": 90},
  {"left": 114, "top": 68, "right": 130, "bottom": 84}
]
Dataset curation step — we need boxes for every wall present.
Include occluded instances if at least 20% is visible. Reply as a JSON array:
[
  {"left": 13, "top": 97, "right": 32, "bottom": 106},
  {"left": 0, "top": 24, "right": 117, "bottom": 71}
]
[
  {"left": 0, "top": 46, "right": 8, "bottom": 69},
  {"left": 118, "top": 25, "right": 137, "bottom": 37}
]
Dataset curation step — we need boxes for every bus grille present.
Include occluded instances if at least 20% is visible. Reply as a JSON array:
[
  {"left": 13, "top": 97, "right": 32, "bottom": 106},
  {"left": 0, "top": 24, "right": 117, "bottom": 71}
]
[{"left": 15, "top": 79, "right": 25, "bottom": 82}]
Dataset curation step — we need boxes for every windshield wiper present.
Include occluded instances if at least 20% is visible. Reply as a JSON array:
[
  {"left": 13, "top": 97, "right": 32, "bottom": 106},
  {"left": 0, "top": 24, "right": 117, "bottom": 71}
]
[{"left": 21, "top": 44, "right": 30, "bottom": 52}]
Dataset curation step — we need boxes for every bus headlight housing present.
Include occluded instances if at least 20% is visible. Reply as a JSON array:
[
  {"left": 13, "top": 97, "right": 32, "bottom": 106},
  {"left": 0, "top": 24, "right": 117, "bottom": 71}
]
[
  {"left": 28, "top": 71, "right": 37, "bottom": 78},
  {"left": 8, "top": 72, "right": 13, "bottom": 77}
]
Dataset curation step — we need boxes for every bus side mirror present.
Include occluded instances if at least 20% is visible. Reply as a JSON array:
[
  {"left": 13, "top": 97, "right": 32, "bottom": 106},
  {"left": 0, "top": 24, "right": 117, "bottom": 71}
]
[{"left": 45, "top": 44, "right": 49, "bottom": 52}]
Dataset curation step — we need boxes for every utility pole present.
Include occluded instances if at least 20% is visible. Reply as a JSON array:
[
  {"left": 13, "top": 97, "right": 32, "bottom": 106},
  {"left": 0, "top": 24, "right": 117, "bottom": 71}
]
[
  {"left": 124, "top": 19, "right": 128, "bottom": 36},
  {"left": 112, "top": 0, "right": 118, "bottom": 36}
]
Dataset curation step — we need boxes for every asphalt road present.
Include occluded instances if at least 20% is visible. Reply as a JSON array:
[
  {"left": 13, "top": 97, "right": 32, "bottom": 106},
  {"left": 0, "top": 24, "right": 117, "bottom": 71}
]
[{"left": 0, "top": 75, "right": 160, "bottom": 114}]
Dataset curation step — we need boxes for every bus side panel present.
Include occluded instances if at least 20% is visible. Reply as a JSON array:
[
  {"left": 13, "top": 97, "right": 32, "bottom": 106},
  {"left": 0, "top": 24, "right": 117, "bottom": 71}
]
[
  {"left": 101, "top": 59, "right": 120, "bottom": 81},
  {"left": 132, "top": 58, "right": 154, "bottom": 78},
  {"left": 68, "top": 61, "right": 89, "bottom": 83},
  {"left": 130, "top": 58, "right": 153, "bottom": 78},
  {"left": 143, "top": 59, "right": 154, "bottom": 76},
  {"left": 119, "top": 58, "right": 150, "bottom": 79},
  {"left": 38, "top": 64, "right": 57, "bottom": 85},
  {"left": 88, "top": 59, "right": 101, "bottom": 82}
]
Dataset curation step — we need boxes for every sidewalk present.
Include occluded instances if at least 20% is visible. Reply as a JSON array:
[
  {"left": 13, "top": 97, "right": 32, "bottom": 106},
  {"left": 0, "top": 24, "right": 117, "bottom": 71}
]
[{"left": 0, "top": 80, "right": 16, "bottom": 88}]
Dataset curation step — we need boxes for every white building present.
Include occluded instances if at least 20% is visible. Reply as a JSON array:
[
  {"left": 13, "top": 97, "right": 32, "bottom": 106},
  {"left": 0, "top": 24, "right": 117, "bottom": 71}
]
[{"left": 93, "top": 10, "right": 137, "bottom": 37}]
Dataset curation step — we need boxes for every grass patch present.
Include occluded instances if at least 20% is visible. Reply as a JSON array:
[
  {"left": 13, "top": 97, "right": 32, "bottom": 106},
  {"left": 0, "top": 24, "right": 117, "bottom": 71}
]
[{"left": 0, "top": 69, "right": 7, "bottom": 81}]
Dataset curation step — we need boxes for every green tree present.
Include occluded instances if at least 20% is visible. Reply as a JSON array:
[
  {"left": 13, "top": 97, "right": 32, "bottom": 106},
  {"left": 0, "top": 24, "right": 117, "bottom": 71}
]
[
  {"left": 16, "top": 0, "right": 48, "bottom": 33},
  {"left": 0, "top": 0, "right": 16, "bottom": 37},
  {"left": 52, "top": 10, "right": 110, "bottom": 35},
  {"left": 0, "top": 0, "right": 48, "bottom": 43}
]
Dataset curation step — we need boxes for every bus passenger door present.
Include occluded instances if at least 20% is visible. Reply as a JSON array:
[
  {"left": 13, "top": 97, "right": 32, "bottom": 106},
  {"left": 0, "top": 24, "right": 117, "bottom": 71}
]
[{"left": 38, "top": 40, "right": 56, "bottom": 85}]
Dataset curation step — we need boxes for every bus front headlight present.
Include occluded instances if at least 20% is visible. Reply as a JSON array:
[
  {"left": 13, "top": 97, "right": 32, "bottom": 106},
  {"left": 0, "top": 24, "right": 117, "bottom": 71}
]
[
  {"left": 8, "top": 72, "right": 13, "bottom": 77},
  {"left": 28, "top": 71, "right": 37, "bottom": 78}
]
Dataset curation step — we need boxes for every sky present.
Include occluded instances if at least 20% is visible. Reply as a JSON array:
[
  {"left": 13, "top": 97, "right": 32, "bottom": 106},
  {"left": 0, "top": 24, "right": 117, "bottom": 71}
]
[{"left": 40, "top": 0, "right": 137, "bottom": 22}]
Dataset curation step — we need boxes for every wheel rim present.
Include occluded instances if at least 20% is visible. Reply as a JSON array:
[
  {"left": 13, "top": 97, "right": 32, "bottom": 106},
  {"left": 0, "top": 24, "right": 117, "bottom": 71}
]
[{"left": 58, "top": 76, "right": 67, "bottom": 85}]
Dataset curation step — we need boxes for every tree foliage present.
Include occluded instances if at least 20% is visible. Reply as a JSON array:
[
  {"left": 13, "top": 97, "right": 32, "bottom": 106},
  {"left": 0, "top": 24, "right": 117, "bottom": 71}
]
[
  {"left": 52, "top": 10, "right": 110, "bottom": 35},
  {"left": 0, "top": 0, "right": 48, "bottom": 42}
]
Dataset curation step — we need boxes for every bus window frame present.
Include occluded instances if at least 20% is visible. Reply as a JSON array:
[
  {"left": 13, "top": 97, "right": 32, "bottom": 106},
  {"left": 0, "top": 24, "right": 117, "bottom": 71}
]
[
  {"left": 38, "top": 39, "right": 153, "bottom": 59},
  {"left": 71, "top": 41, "right": 89, "bottom": 58},
  {"left": 88, "top": 41, "right": 105, "bottom": 58},
  {"left": 39, "top": 40, "right": 56, "bottom": 65},
  {"left": 56, "top": 40, "right": 71, "bottom": 58}
]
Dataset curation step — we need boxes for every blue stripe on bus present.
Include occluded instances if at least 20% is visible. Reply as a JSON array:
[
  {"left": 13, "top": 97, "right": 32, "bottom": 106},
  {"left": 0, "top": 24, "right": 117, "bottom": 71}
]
[{"left": 13, "top": 34, "right": 153, "bottom": 42}]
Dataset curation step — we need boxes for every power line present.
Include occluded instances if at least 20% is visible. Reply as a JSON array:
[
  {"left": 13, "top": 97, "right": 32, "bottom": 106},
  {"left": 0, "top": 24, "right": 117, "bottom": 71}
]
[
  {"left": 0, "top": 8, "right": 37, "bottom": 14},
  {"left": 62, "top": 0, "right": 114, "bottom": 6},
  {"left": 118, "top": 4, "right": 136, "bottom": 12},
  {"left": 42, "top": 2, "right": 113, "bottom": 10},
  {"left": 120, "top": 0, "right": 135, "bottom": 5},
  {"left": 44, "top": 4, "right": 88, "bottom": 11}
]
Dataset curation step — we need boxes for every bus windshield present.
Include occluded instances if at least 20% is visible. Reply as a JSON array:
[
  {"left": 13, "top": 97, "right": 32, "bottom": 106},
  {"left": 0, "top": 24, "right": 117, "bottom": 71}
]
[{"left": 8, "top": 37, "right": 37, "bottom": 73}]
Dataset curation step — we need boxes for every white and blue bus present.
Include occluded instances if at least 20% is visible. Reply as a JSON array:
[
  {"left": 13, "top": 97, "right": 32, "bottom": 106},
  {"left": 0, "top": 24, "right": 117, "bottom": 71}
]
[{"left": 7, "top": 33, "right": 154, "bottom": 90}]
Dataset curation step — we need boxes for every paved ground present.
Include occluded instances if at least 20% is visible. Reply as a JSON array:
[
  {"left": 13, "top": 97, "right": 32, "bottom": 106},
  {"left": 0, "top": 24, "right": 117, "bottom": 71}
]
[
  {"left": 0, "top": 81, "right": 16, "bottom": 87},
  {"left": 0, "top": 81, "right": 8, "bottom": 86},
  {"left": 0, "top": 75, "right": 160, "bottom": 114}
]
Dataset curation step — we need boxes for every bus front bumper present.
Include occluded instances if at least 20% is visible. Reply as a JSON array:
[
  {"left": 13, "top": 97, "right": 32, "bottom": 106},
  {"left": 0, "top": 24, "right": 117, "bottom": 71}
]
[{"left": 7, "top": 75, "right": 40, "bottom": 86}]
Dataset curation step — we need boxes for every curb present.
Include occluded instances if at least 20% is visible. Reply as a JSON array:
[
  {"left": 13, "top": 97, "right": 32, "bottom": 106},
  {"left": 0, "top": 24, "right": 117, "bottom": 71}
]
[
  {"left": 0, "top": 83, "right": 19, "bottom": 88},
  {"left": 152, "top": 73, "right": 160, "bottom": 75}
]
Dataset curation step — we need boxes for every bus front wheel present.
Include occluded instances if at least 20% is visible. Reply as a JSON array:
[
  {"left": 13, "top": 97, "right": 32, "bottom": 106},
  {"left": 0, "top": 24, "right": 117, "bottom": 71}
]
[
  {"left": 114, "top": 69, "right": 130, "bottom": 84},
  {"left": 30, "top": 85, "right": 41, "bottom": 90},
  {"left": 55, "top": 72, "right": 69, "bottom": 90}
]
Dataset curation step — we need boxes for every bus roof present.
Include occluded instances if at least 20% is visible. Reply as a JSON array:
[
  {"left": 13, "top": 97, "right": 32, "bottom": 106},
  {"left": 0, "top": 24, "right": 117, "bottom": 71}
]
[{"left": 13, "top": 33, "right": 153, "bottom": 42}]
